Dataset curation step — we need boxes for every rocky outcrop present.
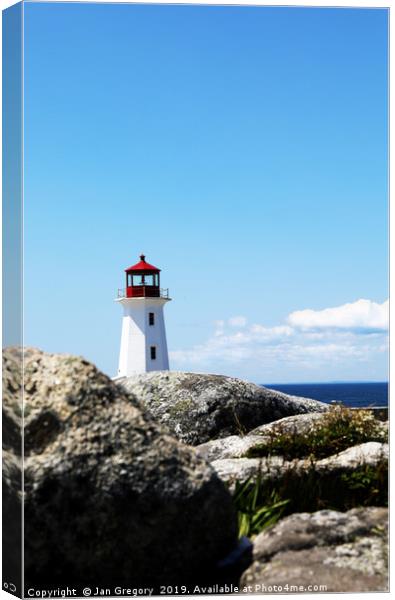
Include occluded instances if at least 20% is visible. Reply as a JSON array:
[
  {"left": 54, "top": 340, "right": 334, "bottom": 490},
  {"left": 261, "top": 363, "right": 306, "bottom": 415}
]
[
  {"left": 210, "top": 441, "right": 388, "bottom": 518},
  {"left": 119, "top": 371, "right": 327, "bottom": 445},
  {"left": 212, "top": 442, "right": 388, "bottom": 494},
  {"left": 317, "top": 441, "right": 389, "bottom": 470},
  {"left": 3, "top": 348, "right": 388, "bottom": 594},
  {"left": 197, "top": 413, "right": 326, "bottom": 461},
  {"left": 240, "top": 507, "right": 388, "bottom": 592},
  {"left": 250, "top": 412, "right": 328, "bottom": 437},
  {"left": 197, "top": 435, "right": 266, "bottom": 462},
  {"left": 3, "top": 348, "right": 238, "bottom": 589},
  {"left": 197, "top": 407, "right": 388, "bottom": 513},
  {"left": 198, "top": 412, "right": 388, "bottom": 463}
]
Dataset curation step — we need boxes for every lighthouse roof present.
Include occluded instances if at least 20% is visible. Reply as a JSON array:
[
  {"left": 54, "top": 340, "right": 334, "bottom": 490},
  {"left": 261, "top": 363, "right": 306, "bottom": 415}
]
[{"left": 125, "top": 254, "right": 161, "bottom": 273}]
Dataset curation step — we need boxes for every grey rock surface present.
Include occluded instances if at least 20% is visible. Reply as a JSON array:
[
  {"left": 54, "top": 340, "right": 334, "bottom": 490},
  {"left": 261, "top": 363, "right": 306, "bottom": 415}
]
[
  {"left": 197, "top": 413, "right": 327, "bottom": 462},
  {"left": 212, "top": 456, "right": 287, "bottom": 488},
  {"left": 3, "top": 348, "right": 238, "bottom": 588},
  {"left": 211, "top": 442, "right": 388, "bottom": 489},
  {"left": 251, "top": 411, "right": 388, "bottom": 438},
  {"left": 317, "top": 441, "right": 389, "bottom": 470},
  {"left": 240, "top": 507, "right": 388, "bottom": 592},
  {"left": 119, "top": 371, "right": 327, "bottom": 445},
  {"left": 249, "top": 412, "right": 327, "bottom": 437},
  {"left": 2, "top": 347, "right": 23, "bottom": 590},
  {"left": 197, "top": 435, "right": 266, "bottom": 462},
  {"left": 198, "top": 412, "right": 388, "bottom": 463}
]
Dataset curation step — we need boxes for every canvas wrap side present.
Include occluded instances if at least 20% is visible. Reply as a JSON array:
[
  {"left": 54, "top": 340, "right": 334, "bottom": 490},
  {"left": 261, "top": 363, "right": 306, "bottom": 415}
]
[{"left": 2, "top": 2, "right": 23, "bottom": 597}]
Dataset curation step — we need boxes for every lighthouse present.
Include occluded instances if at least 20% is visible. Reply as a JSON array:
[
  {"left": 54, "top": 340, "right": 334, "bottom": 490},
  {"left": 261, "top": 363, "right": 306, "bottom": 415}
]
[{"left": 115, "top": 254, "right": 171, "bottom": 376}]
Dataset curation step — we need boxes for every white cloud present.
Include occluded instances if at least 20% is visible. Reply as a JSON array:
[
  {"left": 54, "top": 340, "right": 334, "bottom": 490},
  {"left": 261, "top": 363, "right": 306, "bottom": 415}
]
[
  {"left": 228, "top": 316, "right": 248, "bottom": 328},
  {"left": 169, "top": 298, "right": 389, "bottom": 381},
  {"left": 251, "top": 324, "right": 293, "bottom": 338},
  {"left": 213, "top": 320, "right": 225, "bottom": 336},
  {"left": 288, "top": 299, "right": 388, "bottom": 332}
]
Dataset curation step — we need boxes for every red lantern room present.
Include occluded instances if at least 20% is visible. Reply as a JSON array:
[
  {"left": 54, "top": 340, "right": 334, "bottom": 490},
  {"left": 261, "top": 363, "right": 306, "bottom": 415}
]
[{"left": 124, "top": 254, "right": 161, "bottom": 298}]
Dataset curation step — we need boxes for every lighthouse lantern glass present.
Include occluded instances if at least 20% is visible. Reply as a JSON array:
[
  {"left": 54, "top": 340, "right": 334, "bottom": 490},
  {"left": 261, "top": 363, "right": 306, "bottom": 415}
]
[{"left": 129, "top": 273, "right": 158, "bottom": 286}]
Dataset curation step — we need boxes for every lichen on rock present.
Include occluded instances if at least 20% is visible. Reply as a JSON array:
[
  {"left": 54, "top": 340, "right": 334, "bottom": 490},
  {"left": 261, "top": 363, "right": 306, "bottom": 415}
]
[
  {"left": 119, "top": 371, "right": 328, "bottom": 445},
  {"left": 240, "top": 507, "right": 388, "bottom": 592}
]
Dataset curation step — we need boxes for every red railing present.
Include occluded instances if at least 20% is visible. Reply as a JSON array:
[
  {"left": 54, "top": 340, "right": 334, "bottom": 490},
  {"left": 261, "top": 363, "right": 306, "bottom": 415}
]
[{"left": 117, "top": 286, "right": 169, "bottom": 299}]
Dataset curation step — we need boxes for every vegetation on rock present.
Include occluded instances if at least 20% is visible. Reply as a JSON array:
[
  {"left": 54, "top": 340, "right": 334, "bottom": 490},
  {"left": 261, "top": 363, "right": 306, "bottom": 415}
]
[
  {"left": 232, "top": 455, "right": 387, "bottom": 540},
  {"left": 228, "top": 406, "right": 388, "bottom": 539},
  {"left": 245, "top": 405, "right": 387, "bottom": 460},
  {"left": 233, "top": 474, "right": 289, "bottom": 538}
]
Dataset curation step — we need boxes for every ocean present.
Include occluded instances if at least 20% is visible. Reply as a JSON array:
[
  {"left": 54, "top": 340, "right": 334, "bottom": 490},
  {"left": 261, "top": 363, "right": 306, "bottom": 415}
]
[{"left": 263, "top": 382, "right": 388, "bottom": 408}]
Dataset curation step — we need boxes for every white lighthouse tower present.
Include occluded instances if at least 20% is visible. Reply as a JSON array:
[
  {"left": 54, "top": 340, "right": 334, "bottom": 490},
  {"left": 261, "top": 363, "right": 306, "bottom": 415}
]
[{"left": 115, "top": 254, "right": 171, "bottom": 377}]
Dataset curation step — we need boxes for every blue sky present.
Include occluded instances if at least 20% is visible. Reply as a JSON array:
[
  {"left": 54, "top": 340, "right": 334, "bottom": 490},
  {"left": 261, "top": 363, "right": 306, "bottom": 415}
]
[{"left": 23, "top": 2, "right": 388, "bottom": 382}]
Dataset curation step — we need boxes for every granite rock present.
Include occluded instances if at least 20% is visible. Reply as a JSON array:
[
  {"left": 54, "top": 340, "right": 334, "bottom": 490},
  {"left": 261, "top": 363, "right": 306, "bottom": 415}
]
[
  {"left": 197, "top": 413, "right": 327, "bottom": 461},
  {"left": 211, "top": 442, "right": 388, "bottom": 489},
  {"left": 119, "top": 371, "right": 327, "bottom": 445},
  {"left": 3, "top": 348, "right": 238, "bottom": 588},
  {"left": 240, "top": 507, "right": 388, "bottom": 592}
]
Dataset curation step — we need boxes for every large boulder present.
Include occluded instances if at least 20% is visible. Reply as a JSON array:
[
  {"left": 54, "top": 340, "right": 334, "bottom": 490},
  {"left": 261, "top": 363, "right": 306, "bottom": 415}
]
[
  {"left": 3, "top": 348, "right": 238, "bottom": 590},
  {"left": 119, "top": 371, "right": 327, "bottom": 445},
  {"left": 240, "top": 507, "right": 388, "bottom": 592},
  {"left": 2, "top": 347, "right": 23, "bottom": 594}
]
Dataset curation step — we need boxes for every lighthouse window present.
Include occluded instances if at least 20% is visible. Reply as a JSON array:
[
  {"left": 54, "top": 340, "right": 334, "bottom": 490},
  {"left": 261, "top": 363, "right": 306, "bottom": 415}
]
[
  {"left": 149, "top": 312, "right": 155, "bottom": 326},
  {"left": 150, "top": 346, "right": 157, "bottom": 360}
]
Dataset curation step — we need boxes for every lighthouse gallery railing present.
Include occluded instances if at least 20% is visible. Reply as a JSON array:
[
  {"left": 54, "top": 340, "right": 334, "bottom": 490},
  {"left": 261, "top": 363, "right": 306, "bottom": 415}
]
[{"left": 117, "top": 287, "right": 169, "bottom": 299}]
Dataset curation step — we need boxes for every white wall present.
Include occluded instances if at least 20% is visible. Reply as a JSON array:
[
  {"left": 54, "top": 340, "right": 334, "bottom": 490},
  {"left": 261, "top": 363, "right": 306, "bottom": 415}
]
[{"left": 116, "top": 297, "right": 170, "bottom": 376}]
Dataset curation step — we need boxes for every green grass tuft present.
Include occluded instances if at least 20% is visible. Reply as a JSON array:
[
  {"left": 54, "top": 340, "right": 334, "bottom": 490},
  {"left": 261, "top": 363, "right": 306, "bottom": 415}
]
[{"left": 233, "top": 474, "right": 289, "bottom": 539}]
